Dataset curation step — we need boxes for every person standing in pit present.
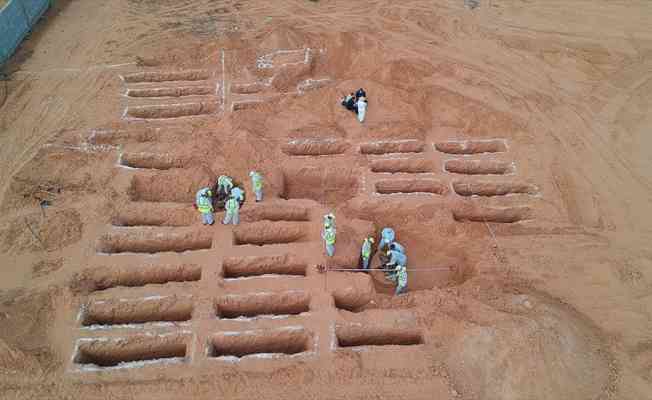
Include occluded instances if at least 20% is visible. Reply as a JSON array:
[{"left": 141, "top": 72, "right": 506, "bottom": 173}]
[
  {"left": 222, "top": 194, "right": 240, "bottom": 225},
  {"left": 323, "top": 213, "right": 336, "bottom": 229},
  {"left": 230, "top": 186, "right": 245, "bottom": 205},
  {"left": 378, "top": 227, "right": 396, "bottom": 252},
  {"left": 195, "top": 187, "right": 214, "bottom": 225},
  {"left": 360, "top": 236, "right": 375, "bottom": 270},
  {"left": 217, "top": 175, "right": 234, "bottom": 195},
  {"left": 322, "top": 221, "right": 336, "bottom": 257},
  {"left": 356, "top": 95, "right": 367, "bottom": 123},
  {"left": 249, "top": 171, "right": 263, "bottom": 202},
  {"left": 389, "top": 242, "right": 406, "bottom": 255},
  {"left": 386, "top": 249, "right": 408, "bottom": 295}
]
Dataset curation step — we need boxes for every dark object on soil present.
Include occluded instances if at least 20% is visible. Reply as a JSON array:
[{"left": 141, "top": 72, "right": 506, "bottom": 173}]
[
  {"left": 465, "top": 0, "right": 480, "bottom": 9},
  {"left": 211, "top": 178, "right": 245, "bottom": 210},
  {"left": 341, "top": 94, "right": 357, "bottom": 113}
]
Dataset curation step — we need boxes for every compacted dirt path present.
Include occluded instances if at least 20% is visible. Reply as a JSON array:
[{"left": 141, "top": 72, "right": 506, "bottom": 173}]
[{"left": 1, "top": 1, "right": 651, "bottom": 399}]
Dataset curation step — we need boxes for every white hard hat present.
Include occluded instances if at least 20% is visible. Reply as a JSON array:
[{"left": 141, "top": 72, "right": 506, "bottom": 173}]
[{"left": 249, "top": 171, "right": 255, "bottom": 176}]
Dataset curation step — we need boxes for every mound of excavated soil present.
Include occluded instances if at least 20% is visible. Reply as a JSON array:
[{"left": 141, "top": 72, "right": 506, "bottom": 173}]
[{"left": 446, "top": 294, "right": 612, "bottom": 400}]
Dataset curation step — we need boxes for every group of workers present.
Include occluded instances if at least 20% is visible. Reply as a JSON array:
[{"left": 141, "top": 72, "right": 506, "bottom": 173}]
[
  {"left": 197, "top": 173, "right": 406, "bottom": 296},
  {"left": 195, "top": 171, "right": 264, "bottom": 226},
  {"left": 322, "top": 215, "right": 408, "bottom": 296},
  {"left": 340, "top": 88, "right": 368, "bottom": 123}
]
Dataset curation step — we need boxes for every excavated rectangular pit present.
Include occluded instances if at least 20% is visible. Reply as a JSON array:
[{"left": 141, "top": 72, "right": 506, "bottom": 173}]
[
  {"left": 282, "top": 166, "right": 359, "bottom": 205},
  {"left": 222, "top": 255, "right": 307, "bottom": 278},
  {"left": 453, "top": 206, "right": 532, "bottom": 223},
  {"left": 209, "top": 327, "right": 310, "bottom": 358},
  {"left": 80, "top": 264, "right": 201, "bottom": 292},
  {"left": 126, "top": 102, "right": 218, "bottom": 119},
  {"left": 435, "top": 139, "right": 507, "bottom": 155},
  {"left": 241, "top": 203, "right": 310, "bottom": 222},
  {"left": 232, "top": 100, "right": 264, "bottom": 111},
  {"left": 128, "top": 169, "right": 213, "bottom": 203},
  {"left": 370, "top": 158, "right": 433, "bottom": 173},
  {"left": 123, "top": 70, "right": 210, "bottom": 83},
  {"left": 127, "top": 86, "right": 213, "bottom": 98},
  {"left": 452, "top": 181, "right": 538, "bottom": 197},
  {"left": 335, "top": 325, "right": 424, "bottom": 348},
  {"left": 375, "top": 179, "right": 446, "bottom": 195},
  {"left": 359, "top": 140, "right": 425, "bottom": 155},
  {"left": 444, "top": 159, "right": 514, "bottom": 175},
  {"left": 215, "top": 291, "right": 310, "bottom": 319},
  {"left": 112, "top": 203, "right": 195, "bottom": 227},
  {"left": 80, "top": 296, "right": 193, "bottom": 326},
  {"left": 96, "top": 228, "right": 212, "bottom": 254},
  {"left": 232, "top": 222, "right": 307, "bottom": 246},
  {"left": 282, "top": 138, "right": 349, "bottom": 156},
  {"left": 231, "top": 82, "right": 267, "bottom": 94},
  {"left": 73, "top": 334, "right": 188, "bottom": 368},
  {"left": 119, "top": 152, "right": 186, "bottom": 170}
]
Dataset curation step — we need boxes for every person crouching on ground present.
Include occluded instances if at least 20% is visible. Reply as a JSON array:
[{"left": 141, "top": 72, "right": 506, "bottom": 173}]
[{"left": 341, "top": 92, "right": 357, "bottom": 113}]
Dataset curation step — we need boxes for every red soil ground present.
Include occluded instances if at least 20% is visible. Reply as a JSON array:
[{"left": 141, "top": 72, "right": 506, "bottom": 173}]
[{"left": 1, "top": 1, "right": 651, "bottom": 399}]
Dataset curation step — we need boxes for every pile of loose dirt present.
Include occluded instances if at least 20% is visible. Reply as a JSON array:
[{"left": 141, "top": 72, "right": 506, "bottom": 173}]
[{"left": 446, "top": 293, "right": 613, "bottom": 400}]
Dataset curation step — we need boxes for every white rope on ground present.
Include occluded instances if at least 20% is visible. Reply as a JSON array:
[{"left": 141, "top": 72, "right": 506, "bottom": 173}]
[{"left": 324, "top": 267, "right": 452, "bottom": 272}]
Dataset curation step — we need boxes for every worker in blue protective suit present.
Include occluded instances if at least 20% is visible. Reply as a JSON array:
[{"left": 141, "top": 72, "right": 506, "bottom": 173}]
[
  {"left": 249, "top": 171, "right": 263, "bottom": 202},
  {"left": 389, "top": 242, "right": 405, "bottom": 255},
  {"left": 323, "top": 213, "right": 336, "bottom": 230},
  {"left": 378, "top": 227, "right": 396, "bottom": 252},
  {"left": 222, "top": 195, "right": 240, "bottom": 225},
  {"left": 230, "top": 186, "right": 245, "bottom": 205}
]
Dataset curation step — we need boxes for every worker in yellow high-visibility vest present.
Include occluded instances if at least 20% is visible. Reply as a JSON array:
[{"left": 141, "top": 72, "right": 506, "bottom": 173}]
[
  {"left": 322, "top": 221, "right": 336, "bottom": 257},
  {"left": 195, "top": 187, "right": 214, "bottom": 225},
  {"left": 361, "top": 237, "right": 374, "bottom": 270}
]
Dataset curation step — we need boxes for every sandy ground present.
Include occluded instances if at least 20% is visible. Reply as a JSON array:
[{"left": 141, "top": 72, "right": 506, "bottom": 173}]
[{"left": 0, "top": 0, "right": 652, "bottom": 399}]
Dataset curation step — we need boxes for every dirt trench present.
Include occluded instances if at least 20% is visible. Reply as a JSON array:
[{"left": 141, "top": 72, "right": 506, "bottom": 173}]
[
  {"left": 74, "top": 264, "right": 202, "bottom": 293},
  {"left": 74, "top": 334, "right": 189, "bottom": 367},
  {"left": 241, "top": 203, "right": 310, "bottom": 222},
  {"left": 435, "top": 139, "right": 507, "bottom": 154},
  {"left": 209, "top": 327, "right": 311, "bottom": 358},
  {"left": 444, "top": 159, "right": 514, "bottom": 175},
  {"left": 119, "top": 152, "right": 187, "bottom": 170},
  {"left": 112, "top": 203, "right": 196, "bottom": 227},
  {"left": 127, "top": 86, "right": 213, "bottom": 98},
  {"left": 282, "top": 166, "right": 360, "bottom": 205},
  {"left": 81, "top": 295, "right": 193, "bottom": 326},
  {"left": 128, "top": 168, "right": 213, "bottom": 203},
  {"left": 375, "top": 179, "right": 447, "bottom": 194},
  {"left": 96, "top": 228, "right": 212, "bottom": 254},
  {"left": 126, "top": 102, "right": 218, "bottom": 119},
  {"left": 222, "top": 255, "right": 307, "bottom": 278},
  {"left": 232, "top": 221, "right": 308, "bottom": 246},
  {"left": 453, "top": 205, "right": 532, "bottom": 223},
  {"left": 215, "top": 291, "right": 310, "bottom": 318},
  {"left": 359, "top": 140, "right": 425, "bottom": 155},
  {"left": 370, "top": 158, "right": 433, "bottom": 173},
  {"left": 452, "top": 181, "right": 538, "bottom": 196},
  {"left": 123, "top": 70, "right": 210, "bottom": 83},
  {"left": 282, "top": 138, "right": 349, "bottom": 156},
  {"left": 335, "top": 325, "right": 423, "bottom": 347}
]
